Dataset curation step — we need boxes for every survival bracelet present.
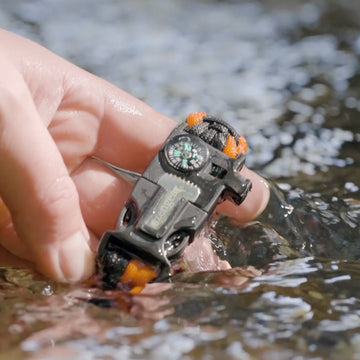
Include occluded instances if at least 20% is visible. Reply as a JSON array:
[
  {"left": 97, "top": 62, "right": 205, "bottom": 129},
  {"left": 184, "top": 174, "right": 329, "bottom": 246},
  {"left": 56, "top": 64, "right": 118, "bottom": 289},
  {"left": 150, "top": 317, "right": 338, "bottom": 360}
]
[{"left": 96, "top": 112, "right": 252, "bottom": 293}]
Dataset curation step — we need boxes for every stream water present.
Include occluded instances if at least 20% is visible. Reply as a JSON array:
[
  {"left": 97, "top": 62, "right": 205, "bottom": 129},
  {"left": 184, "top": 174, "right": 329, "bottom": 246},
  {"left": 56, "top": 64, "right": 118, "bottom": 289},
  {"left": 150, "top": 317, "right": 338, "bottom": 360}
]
[{"left": 0, "top": 0, "right": 359, "bottom": 359}]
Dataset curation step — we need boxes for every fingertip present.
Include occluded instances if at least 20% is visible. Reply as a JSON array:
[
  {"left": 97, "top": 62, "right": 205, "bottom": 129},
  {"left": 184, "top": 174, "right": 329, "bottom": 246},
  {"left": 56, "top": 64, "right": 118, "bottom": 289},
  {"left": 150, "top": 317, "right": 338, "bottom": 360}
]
[
  {"left": 241, "top": 167, "right": 270, "bottom": 219},
  {"left": 60, "top": 232, "right": 95, "bottom": 282},
  {"left": 216, "top": 167, "right": 270, "bottom": 223},
  {"left": 36, "top": 231, "right": 95, "bottom": 283}
]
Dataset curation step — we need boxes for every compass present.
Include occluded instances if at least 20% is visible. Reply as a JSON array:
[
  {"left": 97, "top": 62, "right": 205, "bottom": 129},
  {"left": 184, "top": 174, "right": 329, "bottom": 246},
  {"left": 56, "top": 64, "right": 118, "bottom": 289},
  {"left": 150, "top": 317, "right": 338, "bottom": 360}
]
[{"left": 164, "top": 134, "right": 209, "bottom": 172}]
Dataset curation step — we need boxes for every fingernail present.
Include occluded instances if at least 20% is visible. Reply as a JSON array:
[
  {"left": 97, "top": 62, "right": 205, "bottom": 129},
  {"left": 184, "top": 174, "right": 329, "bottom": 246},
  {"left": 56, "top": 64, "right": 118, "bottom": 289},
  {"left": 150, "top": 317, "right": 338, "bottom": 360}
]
[
  {"left": 241, "top": 168, "right": 270, "bottom": 219},
  {"left": 255, "top": 177, "right": 271, "bottom": 217},
  {"left": 57, "top": 231, "right": 95, "bottom": 282}
]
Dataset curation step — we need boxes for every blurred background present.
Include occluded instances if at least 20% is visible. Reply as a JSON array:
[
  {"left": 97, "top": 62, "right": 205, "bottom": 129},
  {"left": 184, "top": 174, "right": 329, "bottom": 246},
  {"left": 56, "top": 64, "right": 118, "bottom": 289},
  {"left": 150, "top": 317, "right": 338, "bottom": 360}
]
[
  {"left": 0, "top": 1, "right": 360, "bottom": 359},
  {"left": 1, "top": 0, "right": 359, "bottom": 181}
]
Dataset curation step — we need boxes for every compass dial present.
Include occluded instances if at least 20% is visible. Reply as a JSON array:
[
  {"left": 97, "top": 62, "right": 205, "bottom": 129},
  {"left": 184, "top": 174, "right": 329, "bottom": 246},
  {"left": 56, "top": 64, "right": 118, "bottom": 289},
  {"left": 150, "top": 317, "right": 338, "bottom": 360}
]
[{"left": 164, "top": 134, "right": 209, "bottom": 172}]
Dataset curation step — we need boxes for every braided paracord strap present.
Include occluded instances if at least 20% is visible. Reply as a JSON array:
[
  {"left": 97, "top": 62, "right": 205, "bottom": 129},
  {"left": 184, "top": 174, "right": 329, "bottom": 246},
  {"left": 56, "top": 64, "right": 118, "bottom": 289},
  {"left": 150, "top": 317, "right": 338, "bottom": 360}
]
[{"left": 185, "top": 112, "right": 248, "bottom": 158}]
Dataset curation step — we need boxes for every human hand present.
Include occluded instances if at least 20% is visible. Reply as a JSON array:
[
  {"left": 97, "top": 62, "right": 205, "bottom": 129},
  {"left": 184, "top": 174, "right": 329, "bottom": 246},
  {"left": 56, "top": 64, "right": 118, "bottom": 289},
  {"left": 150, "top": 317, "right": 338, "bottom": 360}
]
[{"left": 0, "top": 29, "right": 269, "bottom": 282}]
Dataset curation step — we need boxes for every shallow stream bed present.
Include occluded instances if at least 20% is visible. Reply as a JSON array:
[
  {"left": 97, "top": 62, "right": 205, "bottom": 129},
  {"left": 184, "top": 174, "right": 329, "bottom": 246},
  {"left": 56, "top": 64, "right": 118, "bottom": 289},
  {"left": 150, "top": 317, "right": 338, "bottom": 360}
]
[{"left": 0, "top": 1, "right": 359, "bottom": 359}]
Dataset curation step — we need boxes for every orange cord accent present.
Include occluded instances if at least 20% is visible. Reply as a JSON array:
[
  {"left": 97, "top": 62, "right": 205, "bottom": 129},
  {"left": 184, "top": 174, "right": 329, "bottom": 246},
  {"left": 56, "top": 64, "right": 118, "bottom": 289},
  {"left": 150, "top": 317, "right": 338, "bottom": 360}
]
[
  {"left": 120, "top": 259, "right": 159, "bottom": 293},
  {"left": 238, "top": 135, "right": 248, "bottom": 154},
  {"left": 129, "top": 286, "right": 145, "bottom": 295},
  {"left": 223, "top": 135, "right": 248, "bottom": 158},
  {"left": 223, "top": 135, "right": 238, "bottom": 158},
  {"left": 186, "top": 111, "right": 207, "bottom": 126}
]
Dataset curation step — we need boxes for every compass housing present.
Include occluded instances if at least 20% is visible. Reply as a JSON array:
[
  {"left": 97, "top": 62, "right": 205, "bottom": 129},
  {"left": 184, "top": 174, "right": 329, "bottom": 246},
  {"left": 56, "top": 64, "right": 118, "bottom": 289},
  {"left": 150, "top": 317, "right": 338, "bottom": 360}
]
[{"left": 164, "top": 134, "right": 209, "bottom": 172}]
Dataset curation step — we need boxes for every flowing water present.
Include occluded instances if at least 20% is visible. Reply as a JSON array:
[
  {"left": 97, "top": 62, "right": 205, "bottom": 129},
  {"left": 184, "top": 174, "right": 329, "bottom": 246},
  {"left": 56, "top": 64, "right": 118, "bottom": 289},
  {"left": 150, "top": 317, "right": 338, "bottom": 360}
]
[{"left": 0, "top": 0, "right": 359, "bottom": 359}]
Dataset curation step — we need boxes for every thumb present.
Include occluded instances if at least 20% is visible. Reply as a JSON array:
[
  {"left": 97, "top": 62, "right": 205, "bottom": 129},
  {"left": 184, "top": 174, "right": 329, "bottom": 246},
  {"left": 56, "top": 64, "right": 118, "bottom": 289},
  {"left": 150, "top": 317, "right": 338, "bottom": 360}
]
[{"left": 0, "top": 64, "right": 94, "bottom": 282}]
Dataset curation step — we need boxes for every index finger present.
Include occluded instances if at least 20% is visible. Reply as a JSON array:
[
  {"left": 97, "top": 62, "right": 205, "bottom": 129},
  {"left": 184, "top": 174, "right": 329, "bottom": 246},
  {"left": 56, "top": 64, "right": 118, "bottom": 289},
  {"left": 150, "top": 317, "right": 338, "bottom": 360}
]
[{"left": 93, "top": 81, "right": 176, "bottom": 172}]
